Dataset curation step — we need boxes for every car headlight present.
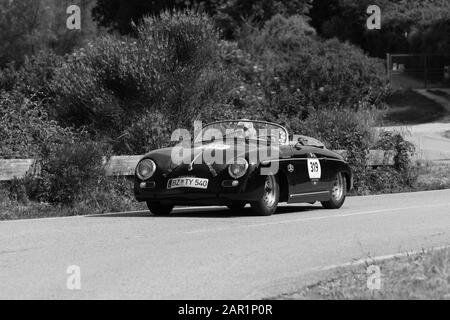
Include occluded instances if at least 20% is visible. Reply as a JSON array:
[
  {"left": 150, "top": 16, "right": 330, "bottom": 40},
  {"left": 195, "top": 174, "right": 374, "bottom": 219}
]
[
  {"left": 136, "top": 159, "right": 156, "bottom": 180},
  {"left": 228, "top": 158, "right": 249, "bottom": 179}
]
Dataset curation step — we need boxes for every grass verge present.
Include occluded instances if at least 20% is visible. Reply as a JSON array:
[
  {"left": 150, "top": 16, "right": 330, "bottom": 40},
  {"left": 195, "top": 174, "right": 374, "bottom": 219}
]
[
  {"left": 0, "top": 177, "right": 146, "bottom": 220},
  {"left": 415, "top": 161, "right": 450, "bottom": 191},
  {"left": 0, "top": 199, "right": 146, "bottom": 221},
  {"left": 274, "top": 248, "right": 450, "bottom": 300}
]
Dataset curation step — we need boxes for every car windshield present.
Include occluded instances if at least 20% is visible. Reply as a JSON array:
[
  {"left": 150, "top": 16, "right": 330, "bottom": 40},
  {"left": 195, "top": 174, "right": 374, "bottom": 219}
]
[{"left": 196, "top": 121, "right": 288, "bottom": 144}]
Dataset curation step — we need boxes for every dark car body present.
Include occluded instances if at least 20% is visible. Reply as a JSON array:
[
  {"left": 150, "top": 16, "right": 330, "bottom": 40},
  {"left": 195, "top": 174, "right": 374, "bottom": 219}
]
[{"left": 134, "top": 120, "right": 353, "bottom": 209}]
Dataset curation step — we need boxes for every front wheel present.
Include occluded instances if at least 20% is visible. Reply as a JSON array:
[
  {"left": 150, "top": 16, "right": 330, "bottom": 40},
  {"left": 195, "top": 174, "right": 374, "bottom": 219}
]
[
  {"left": 146, "top": 202, "right": 174, "bottom": 216},
  {"left": 250, "top": 175, "right": 279, "bottom": 216},
  {"left": 321, "top": 172, "right": 347, "bottom": 209}
]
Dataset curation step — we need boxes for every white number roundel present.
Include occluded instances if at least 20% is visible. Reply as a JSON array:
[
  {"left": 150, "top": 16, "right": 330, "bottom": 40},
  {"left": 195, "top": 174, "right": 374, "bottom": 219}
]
[{"left": 307, "top": 158, "right": 321, "bottom": 179}]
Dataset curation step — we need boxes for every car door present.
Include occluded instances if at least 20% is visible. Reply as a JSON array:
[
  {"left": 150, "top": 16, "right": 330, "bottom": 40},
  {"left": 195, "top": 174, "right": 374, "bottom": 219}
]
[{"left": 288, "top": 145, "right": 329, "bottom": 203}]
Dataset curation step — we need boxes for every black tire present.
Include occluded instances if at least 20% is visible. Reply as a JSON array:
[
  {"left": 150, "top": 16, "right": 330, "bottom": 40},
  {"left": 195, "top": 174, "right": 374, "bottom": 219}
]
[
  {"left": 321, "top": 172, "right": 347, "bottom": 209},
  {"left": 226, "top": 201, "right": 247, "bottom": 211},
  {"left": 250, "top": 175, "right": 280, "bottom": 216},
  {"left": 146, "top": 202, "right": 174, "bottom": 216}
]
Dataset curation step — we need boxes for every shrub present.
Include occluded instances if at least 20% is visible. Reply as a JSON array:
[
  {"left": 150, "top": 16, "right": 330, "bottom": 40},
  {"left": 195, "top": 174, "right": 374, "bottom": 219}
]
[
  {"left": 13, "top": 50, "right": 64, "bottom": 99},
  {"left": 374, "top": 131, "right": 417, "bottom": 188},
  {"left": 212, "top": 0, "right": 312, "bottom": 39},
  {"left": 50, "top": 10, "right": 236, "bottom": 153},
  {"left": 311, "top": 0, "right": 450, "bottom": 57},
  {"left": 117, "top": 110, "right": 173, "bottom": 154},
  {"left": 32, "top": 140, "right": 110, "bottom": 204},
  {"left": 234, "top": 14, "right": 388, "bottom": 121},
  {"left": 0, "top": 91, "right": 75, "bottom": 159},
  {"left": 92, "top": 0, "right": 312, "bottom": 37},
  {"left": 0, "top": 176, "right": 143, "bottom": 220},
  {"left": 81, "top": 176, "right": 139, "bottom": 213},
  {"left": 353, "top": 129, "right": 417, "bottom": 195}
]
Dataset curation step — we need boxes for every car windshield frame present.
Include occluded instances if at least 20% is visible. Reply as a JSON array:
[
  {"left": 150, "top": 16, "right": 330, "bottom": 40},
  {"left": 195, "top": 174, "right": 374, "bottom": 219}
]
[{"left": 196, "top": 120, "right": 290, "bottom": 145}]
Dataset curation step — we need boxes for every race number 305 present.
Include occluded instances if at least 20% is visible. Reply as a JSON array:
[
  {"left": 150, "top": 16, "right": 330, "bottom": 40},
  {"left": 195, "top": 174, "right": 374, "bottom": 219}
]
[{"left": 307, "top": 158, "right": 321, "bottom": 179}]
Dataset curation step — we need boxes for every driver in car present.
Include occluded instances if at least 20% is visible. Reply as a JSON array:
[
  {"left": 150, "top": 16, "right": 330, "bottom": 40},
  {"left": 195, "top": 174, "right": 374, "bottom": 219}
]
[{"left": 236, "top": 120, "right": 257, "bottom": 140}]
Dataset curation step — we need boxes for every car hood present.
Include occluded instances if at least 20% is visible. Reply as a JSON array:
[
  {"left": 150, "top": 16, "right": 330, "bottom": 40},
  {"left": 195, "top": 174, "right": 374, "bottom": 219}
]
[{"left": 143, "top": 140, "right": 280, "bottom": 171}]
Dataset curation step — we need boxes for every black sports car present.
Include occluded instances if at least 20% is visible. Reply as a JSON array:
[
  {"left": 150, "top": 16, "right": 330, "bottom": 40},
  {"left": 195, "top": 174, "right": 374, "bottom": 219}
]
[{"left": 134, "top": 120, "right": 353, "bottom": 216}]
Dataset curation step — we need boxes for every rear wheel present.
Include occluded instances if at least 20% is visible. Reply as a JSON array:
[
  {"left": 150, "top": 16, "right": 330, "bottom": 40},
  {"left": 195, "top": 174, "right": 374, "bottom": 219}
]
[
  {"left": 321, "top": 172, "right": 347, "bottom": 209},
  {"left": 250, "top": 175, "right": 279, "bottom": 216},
  {"left": 227, "top": 201, "right": 247, "bottom": 211},
  {"left": 146, "top": 202, "right": 174, "bottom": 216}
]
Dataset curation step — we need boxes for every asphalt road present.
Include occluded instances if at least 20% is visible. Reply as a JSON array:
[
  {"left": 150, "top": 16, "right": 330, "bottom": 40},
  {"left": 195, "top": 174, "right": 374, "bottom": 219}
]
[{"left": 1, "top": 190, "right": 449, "bottom": 299}]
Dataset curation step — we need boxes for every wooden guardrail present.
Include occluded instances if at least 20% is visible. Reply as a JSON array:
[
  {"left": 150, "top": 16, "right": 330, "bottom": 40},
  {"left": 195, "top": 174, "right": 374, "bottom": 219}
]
[{"left": 0, "top": 150, "right": 395, "bottom": 182}]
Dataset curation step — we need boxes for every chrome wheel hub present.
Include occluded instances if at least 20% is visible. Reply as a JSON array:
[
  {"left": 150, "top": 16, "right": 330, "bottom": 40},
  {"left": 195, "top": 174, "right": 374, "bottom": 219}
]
[
  {"left": 331, "top": 173, "right": 344, "bottom": 202},
  {"left": 263, "top": 176, "right": 276, "bottom": 208}
]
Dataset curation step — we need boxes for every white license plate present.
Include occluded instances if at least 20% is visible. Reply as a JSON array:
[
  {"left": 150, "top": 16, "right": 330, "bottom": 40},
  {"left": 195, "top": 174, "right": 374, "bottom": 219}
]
[{"left": 167, "top": 178, "right": 209, "bottom": 190}]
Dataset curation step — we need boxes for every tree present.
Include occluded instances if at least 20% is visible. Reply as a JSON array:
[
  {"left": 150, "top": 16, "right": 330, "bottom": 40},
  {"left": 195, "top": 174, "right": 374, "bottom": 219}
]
[
  {"left": 92, "top": 0, "right": 312, "bottom": 38},
  {"left": 0, "top": 0, "right": 98, "bottom": 68},
  {"left": 211, "top": 0, "right": 312, "bottom": 39},
  {"left": 92, "top": 0, "right": 191, "bottom": 35},
  {"left": 0, "top": 0, "right": 43, "bottom": 67},
  {"left": 50, "top": 10, "right": 238, "bottom": 153},
  {"left": 309, "top": 0, "right": 450, "bottom": 57}
]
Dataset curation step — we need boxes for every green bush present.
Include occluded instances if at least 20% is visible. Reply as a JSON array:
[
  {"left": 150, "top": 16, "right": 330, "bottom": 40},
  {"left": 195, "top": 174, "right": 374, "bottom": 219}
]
[
  {"left": 32, "top": 140, "right": 110, "bottom": 204},
  {"left": 358, "top": 130, "right": 417, "bottom": 195},
  {"left": 374, "top": 131, "right": 417, "bottom": 188},
  {"left": 50, "top": 10, "right": 236, "bottom": 153},
  {"left": 212, "top": 0, "right": 312, "bottom": 39},
  {"left": 0, "top": 91, "right": 75, "bottom": 159},
  {"left": 0, "top": 0, "right": 98, "bottom": 68},
  {"left": 13, "top": 50, "right": 64, "bottom": 99},
  {"left": 0, "top": 176, "right": 143, "bottom": 220},
  {"left": 233, "top": 14, "right": 388, "bottom": 121},
  {"left": 310, "top": 0, "right": 450, "bottom": 57},
  {"left": 117, "top": 110, "right": 173, "bottom": 154},
  {"left": 92, "top": 0, "right": 312, "bottom": 37}
]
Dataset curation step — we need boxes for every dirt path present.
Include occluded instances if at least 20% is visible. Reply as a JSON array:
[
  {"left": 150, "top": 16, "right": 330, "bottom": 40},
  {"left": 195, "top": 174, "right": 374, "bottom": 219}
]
[{"left": 382, "top": 89, "right": 450, "bottom": 162}]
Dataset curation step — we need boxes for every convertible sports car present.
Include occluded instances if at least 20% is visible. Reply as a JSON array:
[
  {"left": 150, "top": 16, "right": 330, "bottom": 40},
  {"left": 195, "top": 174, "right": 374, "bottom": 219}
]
[{"left": 134, "top": 120, "right": 353, "bottom": 216}]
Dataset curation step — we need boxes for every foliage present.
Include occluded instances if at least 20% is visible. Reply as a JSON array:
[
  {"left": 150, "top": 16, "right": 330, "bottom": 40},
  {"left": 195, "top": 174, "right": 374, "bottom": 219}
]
[
  {"left": 117, "top": 110, "right": 173, "bottom": 154},
  {"left": 29, "top": 140, "right": 110, "bottom": 204},
  {"left": 50, "top": 10, "right": 236, "bottom": 153},
  {"left": 0, "top": 0, "right": 98, "bottom": 68},
  {"left": 1, "top": 176, "right": 143, "bottom": 220},
  {"left": 234, "top": 14, "right": 387, "bottom": 122},
  {"left": 0, "top": 0, "right": 43, "bottom": 67},
  {"left": 210, "top": 0, "right": 312, "bottom": 39},
  {"left": 381, "top": 0, "right": 450, "bottom": 56},
  {"left": 374, "top": 130, "right": 417, "bottom": 185},
  {"left": 0, "top": 50, "right": 64, "bottom": 99},
  {"left": 310, "top": 0, "right": 450, "bottom": 57},
  {"left": 0, "top": 91, "right": 75, "bottom": 159},
  {"left": 93, "top": 0, "right": 312, "bottom": 37},
  {"left": 93, "top": 0, "right": 191, "bottom": 35},
  {"left": 361, "top": 130, "right": 417, "bottom": 195}
]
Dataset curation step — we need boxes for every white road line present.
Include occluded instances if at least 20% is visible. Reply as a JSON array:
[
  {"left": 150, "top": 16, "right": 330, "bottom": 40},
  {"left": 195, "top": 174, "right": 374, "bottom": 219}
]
[{"left": 183, "top": 203, "right": 450, "bottom": 234}]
